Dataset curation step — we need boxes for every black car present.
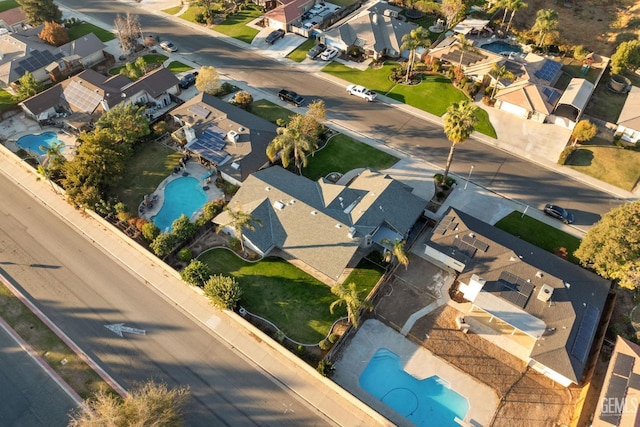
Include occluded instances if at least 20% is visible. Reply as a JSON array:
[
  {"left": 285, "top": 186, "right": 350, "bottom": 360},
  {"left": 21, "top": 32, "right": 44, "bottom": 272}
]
[
  {"left": 179, "top": 72, "right": 199, "bottom": 89},
  {"left": 543, "top": 204, "right": 574, "bottom": 224},
  {"left": 278, "top": 89, "right": 305, "bottom": 106},
  {"left": 265, "top": 29, "right": 285, "bottom": 45},
  {"left": 306, "top": 43, "right": 326, "bottom": 59}
]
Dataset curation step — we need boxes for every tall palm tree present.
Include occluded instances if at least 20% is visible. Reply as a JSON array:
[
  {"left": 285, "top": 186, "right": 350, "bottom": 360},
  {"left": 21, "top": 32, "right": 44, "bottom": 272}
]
[
  {"left": 381, "top": 238, "right": 409, "bottom": 269},
  {"left": 37, "top": 140, "right": 65, "bottom": 192},
  {"left": 329, "top": 282, "right": 372, "bottom": 329},
  {"left": 456, "top": 34, "right": 476, "bottom": 66},
  {"left": 266, "top": 116, "right": 317, "bottom": 175},
  {"left": 442, "top": 100, "right": 479, "bottom": 183},
  {"left": 217, "top": 206, "right": 262, "bottom": 254},
  {"left": 532, "top": 9, "right": 558, "bottom": 47},
  {"left": 488, "top": 63, "right": 515, "bottom": 100},
  {"left": 401, "top": 27, "right": 431, "bottom": 84},
  {"left": 505, "top": 0, "right": 528, "bottom": 34}
]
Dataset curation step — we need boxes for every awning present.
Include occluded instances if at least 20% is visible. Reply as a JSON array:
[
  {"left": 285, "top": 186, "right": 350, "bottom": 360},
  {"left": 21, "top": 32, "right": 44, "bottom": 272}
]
[{"left": 473, "top": 291, "right": 547, "bottom": 339}]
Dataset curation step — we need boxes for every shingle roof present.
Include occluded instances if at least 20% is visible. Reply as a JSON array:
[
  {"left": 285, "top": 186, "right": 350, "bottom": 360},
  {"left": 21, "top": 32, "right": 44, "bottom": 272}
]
[
  {"left": 215, "top": 167, "right": 427, "bottom": 280},
  {"left": 617, "top": 85, "right": 640, "bottom": 130},
  {"left": 428, "top": 208, "right": 610, "bottom": 384},
  {"left": 122, "top": 67, "right": 179, "bottom": 99}
]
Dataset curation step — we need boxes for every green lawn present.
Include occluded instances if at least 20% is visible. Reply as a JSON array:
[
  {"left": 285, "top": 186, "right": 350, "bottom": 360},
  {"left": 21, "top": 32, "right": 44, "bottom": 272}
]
[
  {"left": 109, "top": 54, "right": 169, "bottom": 76},
  {"left": 287, "top": 39, "right": 316, "bottom": 63},
  {"left": 166, "top": 61, "right": 194, "bottom": 74},
  {"left": 0, "top": 0, "right": 19, "bottom": 12},
  {"left": 115, "top": 142, "right": 183, "bottom": 212},
  {"left": 494, "top": 212, "right": 581, "bottom": 264},
  {"left": 211, "top": 6, "right": 262, "bottom": 43},
  {"left": 303, "top": 134, "right": 399, "bottom": 181},
  {"left": 0, "top": 88, "right": 16, "bottom": 112},
  {"left": 339, "top": 258, "right": 385, "bottom": 298},
  {"left": 566, "top": 146, "right": 640, "bottom": 192},
  {"left": 199, "top": 249, "right": 344, "bottom": 343},
  {"left": 582, "top": 73, "right": 627, "bottom": 123},
  {"left": 66, "top": 23, "right": 115, "bottom": 42},
  {"left": 162, "top": 5, "right": 183, "bottom": 15},
  {"left": 323, "top": 63, "right": 496, "bottom": 137},
  {"left": 250, "top": 99, "right": 296, "bottom": 124}
]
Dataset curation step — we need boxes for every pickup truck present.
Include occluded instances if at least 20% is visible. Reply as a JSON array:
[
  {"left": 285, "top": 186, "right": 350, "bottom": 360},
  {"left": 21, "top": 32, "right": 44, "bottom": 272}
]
[
  {"left": 278, "top": 89, "right": 305, "bottom": 107},
  {"left": 346, "top": 84, "right": 377, "bottom": 101}
]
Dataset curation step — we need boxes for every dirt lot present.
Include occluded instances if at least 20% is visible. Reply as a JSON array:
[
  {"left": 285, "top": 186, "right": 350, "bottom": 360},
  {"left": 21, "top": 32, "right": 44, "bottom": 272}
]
[{"left": 509, "top": 0, "right": 640, "bottom": 56}]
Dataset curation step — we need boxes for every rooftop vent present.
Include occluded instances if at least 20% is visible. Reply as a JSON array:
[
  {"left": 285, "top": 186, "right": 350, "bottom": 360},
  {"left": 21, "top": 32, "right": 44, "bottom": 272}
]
[
  {"left": 265, "top": 186, "right": 271, "bottom": 191},
  {"left": 535, "top": 271, "right": 543, "bottom": 278},
  {"left": 274, "top": 201, "right": 285, "bottom": 210},
  {"left": 310, "top": 211, "right": 317, "bottom": 215},
  {"left": 231, "top": 162, "right": 240, "bottom": 170},
  {"left": 335, "top": 224, "right": 342, "bottom": 228},
  {"left": 537, "top": 284, "right": 554, "bottom": 302},
  {"left": 509, "top": 256, "right": 518, "bottom": 261},
  {"left": 348, "top": 227, "right": 356, "bottom": 239},
  {"left": 227, "top": 130, "right": 239, "bottom": 143}
]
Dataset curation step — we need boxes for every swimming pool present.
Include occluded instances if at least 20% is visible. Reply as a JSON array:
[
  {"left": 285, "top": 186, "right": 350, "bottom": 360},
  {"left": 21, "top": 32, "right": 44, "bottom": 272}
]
[
  {"left": 359, "top": 348, "right": 469, "bottom": 427},
  {"left": 481, "top": 41, "right": 523, "bottom": 55},
  {"left": 151, "top": 176, "right": 207, "bottom": 232},
  {"left": 16, "top": 132, "right": 62, "bottom": 155}
]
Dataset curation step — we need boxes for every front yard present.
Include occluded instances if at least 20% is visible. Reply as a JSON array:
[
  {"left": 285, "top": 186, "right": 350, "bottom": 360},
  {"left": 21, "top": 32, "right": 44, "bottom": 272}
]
[
  {"left": 66, "top": 23, "right": 115, "bottom": 42},
  {"left": 566, "top": 145, "right": 640, "bottom": 192},
  {"left": 179, "top": 5, "right": 261, "bottom": 43}
]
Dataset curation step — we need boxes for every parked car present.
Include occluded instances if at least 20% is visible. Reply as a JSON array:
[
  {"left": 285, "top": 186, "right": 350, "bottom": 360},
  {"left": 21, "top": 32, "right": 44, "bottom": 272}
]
[
  {"left": 159, "top": 41, "right": 177, "bottom": 52},
  {"left": 320, "top": 47, "right": 339, "bottom": 61},
  {"left": 306, "top": 43, "right": 326, "bottom": 59},
  {"left": 278, "top": 89, "right": 305, "bottom": 107},
  {"left": 346, "top": 84, "right": 377, "bottom": 101},
  {"left": 265, "top": 29, "right": 285, "bottom": 45},
  {"left": 179, "top": 71, "right": 199, "bottom": 89},
  {"left": 543, "top": 204, "right": 574, "bottom": 224}
]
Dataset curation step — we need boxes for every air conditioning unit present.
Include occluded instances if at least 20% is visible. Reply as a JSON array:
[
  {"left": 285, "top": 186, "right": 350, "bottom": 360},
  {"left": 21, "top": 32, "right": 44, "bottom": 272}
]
[
  {"left": 227, "top": 130, "right": 239, "bottom": 143},
  {"left": 537, "top": 284, "right": 554, "bottom": 302}
]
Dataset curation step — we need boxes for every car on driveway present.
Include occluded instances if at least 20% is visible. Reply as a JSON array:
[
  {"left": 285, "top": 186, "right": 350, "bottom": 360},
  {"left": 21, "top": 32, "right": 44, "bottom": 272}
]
[
  {"left": 179, "top": 71, "right": 199, "bottom": 89},
  {"left": 306, "top": 43, "right": 326, "bottom": 59},
  {"left": 320, "top": 47, "right": 339, "bottom": 61},
  {"left": 265, "top": 29, "right": 285, "bottom": 45},
  {"left": 543, "top": 204, "right": 574, "bottom": 224},
  {"left": 159, "top": 41, "right": 177, "bottom": 52}
]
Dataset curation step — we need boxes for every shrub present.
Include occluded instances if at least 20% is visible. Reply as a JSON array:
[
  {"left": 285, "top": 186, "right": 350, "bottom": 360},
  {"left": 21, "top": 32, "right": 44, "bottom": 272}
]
[
  {"left": 178, "top": 248, "right": 193, "bottom": 262},
  {"left": 274, "top": 330, "right": 286, "bottom": 343},
  {"left": 234, "top": 91, "right": 253, "bottom": 110},
  {"left": 150, "top": 232, "right": 178, "bottom": 258},
  {"left": 172, "top": 215, "right": 196, "bottom": 241},
  {"left": 213, "top": 82, "right": 237, "bottom": 98},
  {"left": 433, "top": 173, "right": 444, "bottom": 184},
  {"left": 554, "top": 247, "right": 568, "bottom": 259},
  {"left": 573, "top": 45, "right": 589, "bottom": 62},
  {"left": 204, "top": 274, "right": 242, "bottom": 310},
  {"left": 114, "top": 202, "right": 130, "bottom": 222},
  {"left": 328, "top": 333, "right": 339, "bottom": 344},
  {"left": 318, "top": 338, "right": 332, "bottom": 351},
  {"left": 142, "top": 222, "right": 160, "bottom": 242},
  {"left": 431, "top": 60, "right": 442, "bottom": 73},
  {"left": 152, "top": 121, "right": 170, "bottom": 136},
  {"left": 181, "top": 259, "right": 211, "bottom": 287},
  {"left": 436, "top": 190, "right": 445, "bottom": 199},
  {"left": 557, "top": 146, "right": 576, "bottom": 165},
  {"left": 228, "top": 237, "right": 241, "bottom": 251},
  {"left": 316, "top": 359, "right": 334, "bottom": 377}
]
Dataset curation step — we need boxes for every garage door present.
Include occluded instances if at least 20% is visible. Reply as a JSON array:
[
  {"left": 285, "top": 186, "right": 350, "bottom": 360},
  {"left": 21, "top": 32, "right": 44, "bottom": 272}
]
[{"left": 499, "top": 101, "right": 528, "bottom": 119}]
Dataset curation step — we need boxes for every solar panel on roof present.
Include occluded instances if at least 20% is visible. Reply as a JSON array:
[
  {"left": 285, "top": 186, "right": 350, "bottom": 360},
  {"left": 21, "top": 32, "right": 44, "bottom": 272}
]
[
  {"left": 186, "top": 126, "right": 229, "bottom": 164},
  {"left": 534, "top": 60, "right": 562, "bottom": 81},
  {"left": 628, "top": 373, "right": 640, "bottom": 390},
  {"left": 18, "top": 49, "right": 63, "bottom": 73},
  {"left": 571, "top": 303, "right": 600, "bottom": 363},
  {"left": 600, "top": 374, "right": 627, "bottom": 424},
  {"left": 613, "top": 353, "right": 635, "bottom": 377},
  {"left": 188, "top": 105, "right": 210, "bottom": 119},
  {"left": 497, "top": 271, "right": 534, "bottom": 309},
  {"left": 547, "top": 90, "right": 561, "bottom": 105},
  {"left": 433, "top": 216, "right": 454, "bottom": 235},
  {"left": 453, "top": 238, "right": 476, "bottom": 259},
  {"left": 63, "top": 81, "right": 103, "bottom": 113},
  {"left": 461, "top": 234, "right": 489, "bottom": 252}
]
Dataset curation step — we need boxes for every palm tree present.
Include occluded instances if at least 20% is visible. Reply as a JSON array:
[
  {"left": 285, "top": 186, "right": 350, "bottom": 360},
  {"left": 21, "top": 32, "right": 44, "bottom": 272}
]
[
  {"left": 456, "top": 34, "right": 476, "bottom": 66},
  {"left": 266, "top": 116, "right": 317, "bottom": 175},
  {"left": 381, "top": 238, "right": 409, "bottom": 269},
  {"left": 36, "top": 140, "right": 65, "bottom": 193},
  {"left": 400, "top": 27, "right": 431, "bottom": 84},
  {"left": 442, "top": 100, "right": 479, "bottom": 183},
  {"left": 488, "top": 63, "right": 515, "bottom": 100},
  {"left": 329, "top": 282, "right": 372, "bottom": 329},
  {"left": 217, "top": 206, "right": 262, "bottom": 254},
  {"left": 532, "top": 9, "right": 558, "bottom": 47},
  {"left": 505, "top": 0, "right": 528, "bottom": 34}
]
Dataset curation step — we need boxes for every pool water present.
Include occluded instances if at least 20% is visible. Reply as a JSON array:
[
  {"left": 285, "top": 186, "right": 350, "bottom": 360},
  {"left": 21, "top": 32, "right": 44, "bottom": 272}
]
[
  {"left": 151, "top": 176, "right": 207, "bottom": 232},
  {"left": 359, "top": 348, "right": 469, "bottom": 427},
  {"left": 481, "top": 41, "right": 523, "bottom": 55},
  {"left": 17, "top": 132, "right": 62, "bottom": 155}
]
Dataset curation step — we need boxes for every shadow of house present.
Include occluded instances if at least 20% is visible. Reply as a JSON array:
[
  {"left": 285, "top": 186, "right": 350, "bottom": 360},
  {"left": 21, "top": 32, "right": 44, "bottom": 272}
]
[
  {"left": 214, "top": 166, "right": 427, "bottom": 283},
  {"left": 423, "top": 207, "right": 611, "bottom": 387},
  {"left": 169, "top": 92, "right": 277, "bottom": 186}
]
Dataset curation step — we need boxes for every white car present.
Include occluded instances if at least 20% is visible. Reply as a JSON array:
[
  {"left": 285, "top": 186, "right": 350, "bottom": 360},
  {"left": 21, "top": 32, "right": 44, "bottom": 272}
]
[
  {"left": 346, "top": 84, "right": 377, "bottom": 101},
  {"left": 159, "top": 41, "right": 177, "bottom": 52},
  {"left": 320, "top": 47, "right": 339, "bottom": 61}
]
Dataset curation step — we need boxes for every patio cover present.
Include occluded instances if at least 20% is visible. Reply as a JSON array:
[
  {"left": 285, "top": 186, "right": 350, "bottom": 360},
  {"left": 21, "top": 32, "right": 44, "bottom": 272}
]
[
  {"left": 555, "top": 78, "right": 594, "bottom": 119},
  {"left": 473, "top": 291, "right": 547, "bottom": 339},
  {"left": 452, "top": 19, "right": 490, "bottom": 35}
]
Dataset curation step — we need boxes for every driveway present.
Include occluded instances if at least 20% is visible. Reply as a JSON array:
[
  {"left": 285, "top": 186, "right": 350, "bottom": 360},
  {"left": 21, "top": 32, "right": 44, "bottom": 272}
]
[{"left": 253, "top": 28, "right": 307, "bottom": 59}]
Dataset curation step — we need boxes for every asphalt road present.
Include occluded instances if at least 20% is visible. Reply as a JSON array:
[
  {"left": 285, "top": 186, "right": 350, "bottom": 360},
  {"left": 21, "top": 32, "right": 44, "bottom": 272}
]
[
  {"left": 0, "top": 173, "right": 329, "bottom": 426},
  {"left": 57, "top": 0, "right": 625, "bottom": 228}
]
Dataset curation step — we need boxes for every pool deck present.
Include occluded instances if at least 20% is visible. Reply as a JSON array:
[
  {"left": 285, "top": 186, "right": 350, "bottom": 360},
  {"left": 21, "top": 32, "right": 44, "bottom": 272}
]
[
  {"left": 1, "top": 114, "right": 79, "bottom": 161},
  {"left": 333, "top": 319, "right": 498, "bottom": 427},
  {"left": 139, "top": 160, "right": 223, "bottom": 224}
]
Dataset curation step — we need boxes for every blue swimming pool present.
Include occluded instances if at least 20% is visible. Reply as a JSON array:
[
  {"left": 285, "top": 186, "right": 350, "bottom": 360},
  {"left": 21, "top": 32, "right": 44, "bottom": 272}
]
[
  {"left": 481, "top": 41, "right": 523, "bottom": 55},
  {"left": 17, "top": 132, "right": 62, "bottom": 155},
  {"left": 152, "top": 176, "right": 207, "bottom": 232},
  {"left": 359, "top": 348, "right": 469, "bottom": 427}
]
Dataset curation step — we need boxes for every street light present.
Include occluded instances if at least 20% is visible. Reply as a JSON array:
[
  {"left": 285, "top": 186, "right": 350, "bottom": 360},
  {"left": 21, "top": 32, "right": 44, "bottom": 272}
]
[{"left": 464, "top": 165, "right": 474, "bottom": 190}]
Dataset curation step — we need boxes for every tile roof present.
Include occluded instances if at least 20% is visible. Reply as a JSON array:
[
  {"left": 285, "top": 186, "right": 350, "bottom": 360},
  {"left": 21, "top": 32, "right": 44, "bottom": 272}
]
[
  {"left": 428, "top": 208, "right": 611, "bottom": 384},
  {"left": 0, "top": 7, "right": 27, "bottom": 26}
]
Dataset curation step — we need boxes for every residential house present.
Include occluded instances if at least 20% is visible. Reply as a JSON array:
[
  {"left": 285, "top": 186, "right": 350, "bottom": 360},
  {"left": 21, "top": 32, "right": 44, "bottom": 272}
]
[
  {"left": 0, "top": 7, "right": 28, "bottom": 33},
  {"left": 321, "top": 3, "right": 419, "bottom": 60},
  {"left": 214, "top": 166, "right": 427, "bottom": 283},
  {"left": 20, "top": 67, "right": 179, "bottom": 129},
  {"left": 424, "top": 208, "right": 611, "bottom": 387},
  {"left": 0, "top": 28, "right": 107, "bottom": 88},
  {"left": 593, "top": 336, "right": 640, "bottom": 426},
  {"left": 170, "top": 92, "right": 276, "bottom": 185},
  {"left": 616, "top": 85, "right": 640, "bottom": 145},
  {"left": 263, "top": 0, "right": 314, "bottom": 31}
]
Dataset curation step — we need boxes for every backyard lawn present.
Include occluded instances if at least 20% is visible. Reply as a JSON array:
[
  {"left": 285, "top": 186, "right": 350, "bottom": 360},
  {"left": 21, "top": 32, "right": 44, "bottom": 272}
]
[
  {"left": 582, "top": 72, "right": 627, "bottom": 123},
  {"left": 211, "top": 6, "right": 262, "bottom": 43},
  {"left": 250, "top": 99, "right": 296, "bottom": 124},
  {"left": 115, "top": 141, "right": 183, "bottom": 212},
  {"left": 303, "top": 134, "right": 399, "bottom": 181},
  {"left": 323, "top": 63, "right": 497, "bottom": 138},
  {"left": 494, "top": 212, "right": 581, "bottom": 264},
  {"left": 0, "top": 0, "right": 18, "bottom": 12},
  {"left": 287, "top": 39, "right": 316, "bottom": 63},
  {"left": 340, "top": 258, "right": 385, "bottom": 298},
  {"left": 566, "top": 146, "right": 640, "bottom": 192},
  {"left": 66, "top": 23, "right": 115, "bottom": 42},
  {"left": 0, "top": 88, "right": 16, "bottom": 112},
  {"left": 199, "top": 249, "right": 345, "bottom": 343}
]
